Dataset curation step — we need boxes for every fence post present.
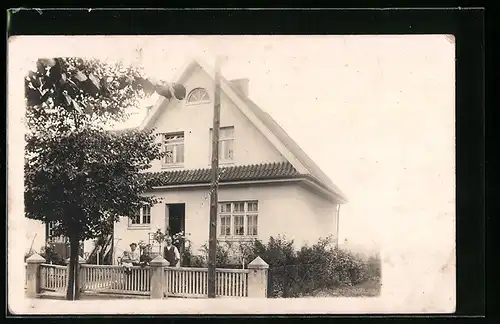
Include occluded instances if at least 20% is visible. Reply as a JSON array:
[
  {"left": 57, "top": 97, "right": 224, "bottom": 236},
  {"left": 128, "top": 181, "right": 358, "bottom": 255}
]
[
  {"left": 26, "top": 253, "right": 45, "bottom": 298},
  {"left": 247, "top": 256, "right": 269, "bottom": 298},
  {"left": 150, "top": 255, "right": 169, "bottom": 299},
  {"left": 78, "top": 256, "right": 87, "bottom": 292}
]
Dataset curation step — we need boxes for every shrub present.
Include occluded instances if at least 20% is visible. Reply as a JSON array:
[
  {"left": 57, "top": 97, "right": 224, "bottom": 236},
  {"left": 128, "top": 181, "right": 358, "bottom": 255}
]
[
  {"left": 180, "top": 243, "right": 205, "bottom": 267},
  {"left": 39, "top": 244, "right": 66, "bottom": 265},
  {"left": 186, "top": 235, "right": 380, "bottom": 298},
  {"left": 254, "top": 235, "right": 378, "bottom": 297},
  {"left": 251, "top": 235, "right": 296, "bottom": 267},
  {"left": 191, "top": 241, "right": 242, "bottom": 269}
]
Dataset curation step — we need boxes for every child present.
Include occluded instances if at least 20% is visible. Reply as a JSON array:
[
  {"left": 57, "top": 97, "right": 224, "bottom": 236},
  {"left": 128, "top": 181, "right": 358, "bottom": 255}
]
[{"left": 139, "top": 244, "right": 153, "bottom": 267}]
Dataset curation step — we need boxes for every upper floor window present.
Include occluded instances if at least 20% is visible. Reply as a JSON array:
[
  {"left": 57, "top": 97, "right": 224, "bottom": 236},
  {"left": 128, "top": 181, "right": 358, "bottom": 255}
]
[
  {"left": 210, "top": 126, "right": 234, "bottom": 163},
  {"left": 218, "top": 201, "right": 259, "bottom": 239},
  {"left": 186, "top": 88, "right": 210, "bottom": 104},
  {"left": 129, "top": 206, "right": 151, "bottom": 227},
  {"left": 162, "top": 132, "right": 184, "bottom": 167}
]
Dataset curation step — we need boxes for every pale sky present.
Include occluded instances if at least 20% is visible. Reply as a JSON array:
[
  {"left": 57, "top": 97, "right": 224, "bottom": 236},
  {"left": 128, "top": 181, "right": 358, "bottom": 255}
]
[{"left": 11, "top": 35, "right": 456, "bottom": 253}]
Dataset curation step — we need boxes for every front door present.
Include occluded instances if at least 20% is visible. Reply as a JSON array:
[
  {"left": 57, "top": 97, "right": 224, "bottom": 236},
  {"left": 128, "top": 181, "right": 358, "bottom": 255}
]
[{"left": 165, "top": 203, "right": 186, "bottom": 264}]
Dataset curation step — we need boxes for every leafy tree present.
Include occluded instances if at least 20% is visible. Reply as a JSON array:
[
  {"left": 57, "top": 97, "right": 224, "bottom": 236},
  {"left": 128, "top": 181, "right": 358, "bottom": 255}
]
[{"left": 24, "top": 57, "right": 185, "bottom": 300}]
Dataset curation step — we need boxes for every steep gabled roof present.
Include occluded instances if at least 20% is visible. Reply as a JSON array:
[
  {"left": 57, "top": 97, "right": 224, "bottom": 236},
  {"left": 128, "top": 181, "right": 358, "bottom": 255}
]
[
  {"left": 229, "top": 81, "right": 348, "bottom": 202},
  {"left": 139, "top": 59, "right": 348, "bottom": 203}
]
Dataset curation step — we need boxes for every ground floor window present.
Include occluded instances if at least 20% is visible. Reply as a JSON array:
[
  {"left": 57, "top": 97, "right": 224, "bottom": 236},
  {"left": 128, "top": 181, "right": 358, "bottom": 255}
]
[
  {"left": 129, "top": 206, "right": 151, "bottom": 227},
  {"left": 218, "top": 201, "right": 258, "bottom": 239}
]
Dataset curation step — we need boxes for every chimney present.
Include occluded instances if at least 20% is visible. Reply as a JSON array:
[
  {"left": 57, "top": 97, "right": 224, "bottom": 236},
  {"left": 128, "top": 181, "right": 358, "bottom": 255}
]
[{"left": 230, "top": 78, "right": 249, "bottom": 97}]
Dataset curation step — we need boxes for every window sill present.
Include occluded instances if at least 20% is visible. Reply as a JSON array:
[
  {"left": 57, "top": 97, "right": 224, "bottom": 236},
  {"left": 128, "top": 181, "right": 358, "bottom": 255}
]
[
  {"left": 161, "top": 164, "right": 184, "bottom": 169},
  {"left": 127, "top": 225, "right": 151, "bottom": 231},
  {"left": 185, "top": 100, "right": 211, "bottom": 106}
]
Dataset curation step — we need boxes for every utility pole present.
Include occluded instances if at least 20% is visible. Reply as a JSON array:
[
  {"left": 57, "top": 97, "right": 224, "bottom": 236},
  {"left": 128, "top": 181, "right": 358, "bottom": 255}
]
[{"left": 208, "top": 56, "right": 223, "bottom": 298}]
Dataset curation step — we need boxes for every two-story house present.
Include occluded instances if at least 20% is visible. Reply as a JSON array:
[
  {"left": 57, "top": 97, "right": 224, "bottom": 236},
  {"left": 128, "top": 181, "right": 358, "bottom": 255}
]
[{"left": 112, "top": 59, "right": 348, "bottom": 263}]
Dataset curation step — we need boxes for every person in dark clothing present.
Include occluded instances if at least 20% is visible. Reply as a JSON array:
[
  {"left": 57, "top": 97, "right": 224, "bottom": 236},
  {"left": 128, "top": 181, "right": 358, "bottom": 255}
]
[
  {"left": 163, "top": 236, "right": 180, "bottom": 267},
  {"left": 162, "top": 237, "right": 181, "bottom": 298},
  {"left": 139, "top": 244, "right": 153, "bottom": 267}
]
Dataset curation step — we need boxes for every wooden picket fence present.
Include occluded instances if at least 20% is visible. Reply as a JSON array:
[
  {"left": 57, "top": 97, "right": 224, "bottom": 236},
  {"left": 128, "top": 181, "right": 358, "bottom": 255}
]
[
  {"left": 33, "top": 264, "right": 250, "bottom": 298},
  {"left": 164, "top": 267, "right": 249, "bottom": 298},
  {"left": 39, "top": 264, "right": 68, "bottom": 293},
  {"left": 80, "top": 264, "right": 150, "bottom": 296}
]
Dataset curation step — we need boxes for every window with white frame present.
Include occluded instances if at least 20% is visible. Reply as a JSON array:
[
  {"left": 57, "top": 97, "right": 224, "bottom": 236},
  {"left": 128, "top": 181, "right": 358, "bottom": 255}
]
[
  {"left": 218, "top": 201, "right": 258, "bottom": 238},
  {"left": 210, "top": 126, "right": 234, "bottom": 163},
  {"left": 129, "top": 206, "right": 151, "bottom": 226},
  {"left": 186, "top": 88, "right": 210, "bottom": 104},
  {"left": 162, "top": 132, "right": 184, "bottom": 166}
]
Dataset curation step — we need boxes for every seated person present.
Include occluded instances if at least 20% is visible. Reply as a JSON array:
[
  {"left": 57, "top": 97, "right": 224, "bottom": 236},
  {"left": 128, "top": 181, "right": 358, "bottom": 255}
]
[
  {"left": 121, "top": 243, "right": 141, "bottom": 273},
  {"left": 140, "top": 244, "right": 153, "bottom": 265},
  {"left": 128, "top": 243, "right": 140, "bottom": 266},
  {"left": 121, "top": 251, "right": 133, "bottom": 273}
]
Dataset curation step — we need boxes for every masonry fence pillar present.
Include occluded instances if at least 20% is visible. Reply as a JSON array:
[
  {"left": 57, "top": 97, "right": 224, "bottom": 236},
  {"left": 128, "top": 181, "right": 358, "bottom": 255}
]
[
  {"left": 247, "top": 256, "right": 269, "bottom": 298},
  {"left": 26, "top": 253, "right": 46, "bottom": 298},
  {"left": 66, "top": 256, "right": 87, "bottom": 293},
  {"left": 150, "top": 255, "right": 169, "bottom": 299}
]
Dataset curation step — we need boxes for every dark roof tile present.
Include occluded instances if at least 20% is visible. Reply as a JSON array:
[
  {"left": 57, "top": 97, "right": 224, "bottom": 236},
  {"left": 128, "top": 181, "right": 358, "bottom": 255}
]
[{"left": 143, "top": 162, "right": 301, "bottom": 187}]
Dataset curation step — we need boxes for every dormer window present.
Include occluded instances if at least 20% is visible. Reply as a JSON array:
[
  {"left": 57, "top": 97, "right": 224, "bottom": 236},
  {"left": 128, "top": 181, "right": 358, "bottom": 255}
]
[{"left": 186, "top": 88, "right": 210, "bottom": 104}]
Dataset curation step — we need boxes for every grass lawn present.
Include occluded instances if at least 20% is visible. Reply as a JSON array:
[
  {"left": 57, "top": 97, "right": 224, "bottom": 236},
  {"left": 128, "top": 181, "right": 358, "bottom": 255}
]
[{"left": 310, "top": 278, "right": 381, "bottom": 298}]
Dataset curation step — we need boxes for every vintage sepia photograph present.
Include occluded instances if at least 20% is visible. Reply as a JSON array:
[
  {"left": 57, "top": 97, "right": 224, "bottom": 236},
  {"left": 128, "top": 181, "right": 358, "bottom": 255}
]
[{"left": 8, "top": 35, "right": 456, "bottom": 314}]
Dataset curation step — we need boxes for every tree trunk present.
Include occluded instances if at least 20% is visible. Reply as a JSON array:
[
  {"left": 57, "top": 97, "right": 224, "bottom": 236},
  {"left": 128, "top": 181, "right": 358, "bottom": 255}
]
[
  {"left": 65, "top": 234, "right": 80, "bottom": 300},
  {"left": 73, "top": 237, "right": 81, "bottom": 300},
  {"left": 65, "top": 240, "right": 75, "bottom": 300}
]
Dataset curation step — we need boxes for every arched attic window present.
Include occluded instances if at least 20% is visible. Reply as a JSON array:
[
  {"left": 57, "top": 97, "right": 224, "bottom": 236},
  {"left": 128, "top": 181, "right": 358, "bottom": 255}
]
[{"left": 186, "top": 88, "right": 210, "bottom": 104}]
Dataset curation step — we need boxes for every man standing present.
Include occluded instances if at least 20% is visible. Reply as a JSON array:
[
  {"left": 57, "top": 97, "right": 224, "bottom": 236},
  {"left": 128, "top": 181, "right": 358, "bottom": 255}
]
[{"left": 164, "top": 237, "right": 180, "bottom": 267}]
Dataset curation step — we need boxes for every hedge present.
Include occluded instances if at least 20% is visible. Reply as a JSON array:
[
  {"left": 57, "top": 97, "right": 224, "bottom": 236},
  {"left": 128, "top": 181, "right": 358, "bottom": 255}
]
[{"left": 181, "top": 235, "right": 381, "bottom": 298}]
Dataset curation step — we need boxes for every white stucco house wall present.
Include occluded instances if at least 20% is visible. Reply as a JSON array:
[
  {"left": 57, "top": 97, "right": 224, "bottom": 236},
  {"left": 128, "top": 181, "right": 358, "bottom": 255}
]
[{"left": 113, "top": 59, "right": 348, "bottom": 263}]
